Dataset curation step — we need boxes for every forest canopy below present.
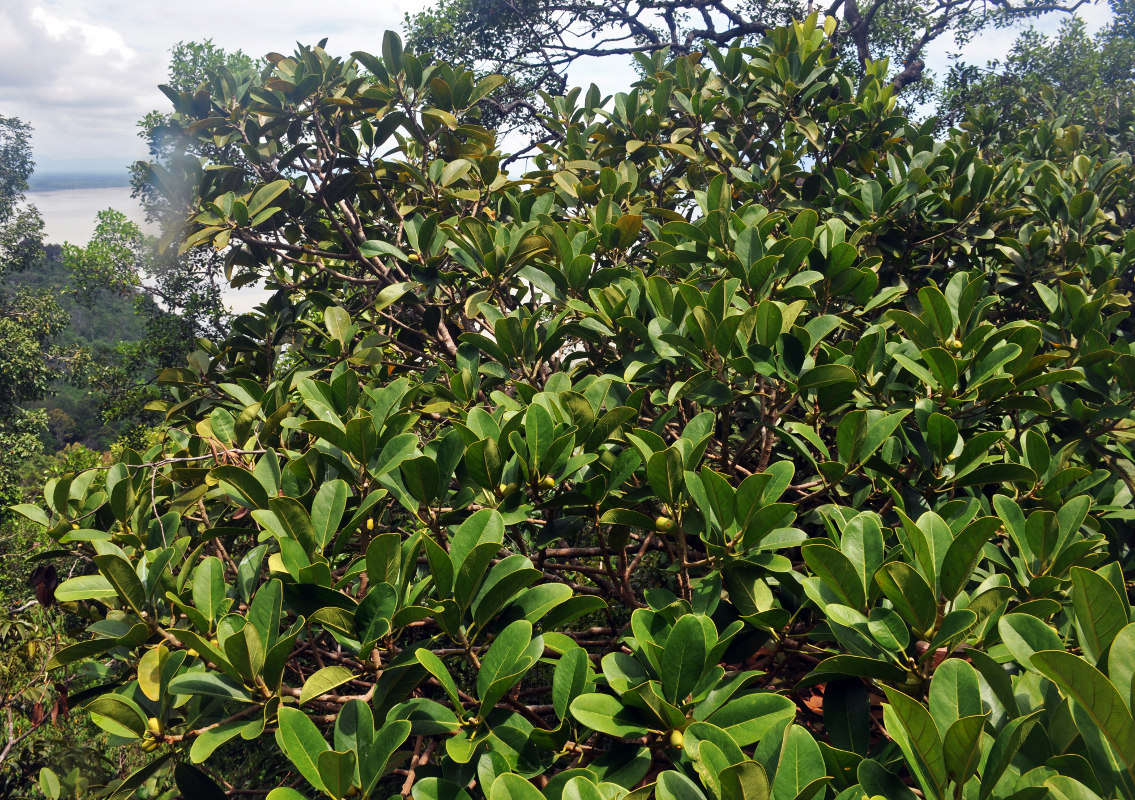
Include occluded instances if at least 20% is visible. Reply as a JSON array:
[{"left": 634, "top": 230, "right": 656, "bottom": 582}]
[{"left": 1, "top": 4, "right": 1135, "bottom": 800}]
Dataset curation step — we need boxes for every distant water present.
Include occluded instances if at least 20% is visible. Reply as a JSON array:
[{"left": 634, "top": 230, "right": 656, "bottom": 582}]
[
  {"left": 25, "top": 186, "right": 148, "bottom": 245},
  {"left": 23, "top": 185, "right": 270, "bottom": 314}
]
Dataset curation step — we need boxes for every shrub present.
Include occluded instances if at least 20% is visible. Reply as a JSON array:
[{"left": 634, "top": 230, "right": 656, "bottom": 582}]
[{"left": 17, "top": 15, "right": 1135, "bottom": 800}]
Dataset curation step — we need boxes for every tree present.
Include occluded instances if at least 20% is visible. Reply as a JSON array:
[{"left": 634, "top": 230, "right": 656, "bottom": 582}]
[
  {"left": 404, "top": 0, "right": 1093, "bottom": 136},
  {"left": 0, "top": 116, "right": 63, "bottom": 508},
  {"left": 61, "top": 209, "right": 227, "bottom": 436},
  {"left": 122, "top": 40, "right": 245, "bottom": 361},
  {"left": 22, "top": 19, "right": 1135, "bottom": 799},
  {"left": 133, "top": 39, "right": 261, "bottom": 224},
  {"left": 939, "top": 0, "right": 1135, "bottom": 157}
]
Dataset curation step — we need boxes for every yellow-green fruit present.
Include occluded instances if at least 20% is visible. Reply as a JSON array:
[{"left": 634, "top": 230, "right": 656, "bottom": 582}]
[
  {"left": 669, "top": 730, "right": 684, "bottom": 749},
  {"left": 408, "top": 253, "right": 420, "bottom": 263},
  {"left": 366, "top": 518, "right": 374, "bottom": 531},
  {"left": 209, "top": 637, "right": 219, "bottom": 648},
  {"left": 147, "top": 717, "right": 163, "bottom": 735},
  {"left": 141, "top": 739, "right": 161, "bottom": 752},
  {"left": 540, "top": 475, "right": 555, "bottom": 489},
  {"left": 946, "top": 336, "right": 962, "bottom": 351},
  {"left": 186, "top": 648, "right": 199, "bottom": 658},
  {"left": 655, "top": 516, "right": 677, "bottom": 532}
]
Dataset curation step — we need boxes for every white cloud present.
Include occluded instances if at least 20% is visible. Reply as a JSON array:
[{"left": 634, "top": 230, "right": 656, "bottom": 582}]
[
  {"left": 0, "top": 1, "right": 417, "bottom": 173},
  {"left": 29, "top": 6, "right": 136, "bottom": 58}
]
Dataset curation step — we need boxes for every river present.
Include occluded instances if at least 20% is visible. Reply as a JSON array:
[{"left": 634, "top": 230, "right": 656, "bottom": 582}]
[{"left": 25, "top": 186, "right": 146, "bottom": 245}]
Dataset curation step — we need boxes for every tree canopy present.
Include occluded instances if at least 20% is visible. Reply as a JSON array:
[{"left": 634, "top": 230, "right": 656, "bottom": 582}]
[
  {"left": 403, "top": 0, "right": 1094, "bottom": 135},
  {"left": 0, "top": 115, "right": 60, "bottom": 508},
  {"left": 19, "top": 14, "right": 1135, "bottom": 800}
]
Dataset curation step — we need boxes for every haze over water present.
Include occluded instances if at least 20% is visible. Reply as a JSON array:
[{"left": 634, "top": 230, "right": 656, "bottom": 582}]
[
  {"left": 25, "top": 184, "right": 270, "bottom": 313},
  {"left": 26, "top": 186, "right": 145, "bottom": 245}
]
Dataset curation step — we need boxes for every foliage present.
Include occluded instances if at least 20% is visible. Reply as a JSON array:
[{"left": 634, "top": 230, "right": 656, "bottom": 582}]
[
  {"left": 938, "top": 0, "right": 1135, "bottom": 158},
  {"left": 403, "top": 0, "right": 1090, "bottom": 135},
  {"left": 0, "top": 115, "right": 57, "bottom": 509},
  {"left": 60, "top": 209, "right": 227, "bottom": 435},
  {"left": 22, "top": 16, "right": 1135, "bottom": 800}
]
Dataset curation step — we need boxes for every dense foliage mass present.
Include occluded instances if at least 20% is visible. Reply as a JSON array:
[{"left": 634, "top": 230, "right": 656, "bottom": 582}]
[
  {"left": 403, "top": 0, "right": 1092, "bottom": 132},
  {"left": 19, "top": 15, "right": 1135, "bottom": 800}
]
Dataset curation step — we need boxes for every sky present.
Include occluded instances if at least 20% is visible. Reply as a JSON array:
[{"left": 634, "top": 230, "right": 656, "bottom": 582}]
[{"left": 0, "top": 1, "right": 1116, "bottom": 176}]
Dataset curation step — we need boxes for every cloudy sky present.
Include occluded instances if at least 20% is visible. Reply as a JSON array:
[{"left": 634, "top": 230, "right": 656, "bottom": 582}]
[{"left": 0, "top": 1, "right": 1114, "bottom": 175}]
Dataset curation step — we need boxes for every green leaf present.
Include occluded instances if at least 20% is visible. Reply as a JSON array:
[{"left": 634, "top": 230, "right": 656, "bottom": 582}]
[
  {"left": 771, "top": 725, "right": 828, "bottom": 800},
  {"left": 999, "top": 613, "right": 1064, "bottom": 671},
  {"left": 85, "top": 694, "right": 147, "bottom": 739},
  {"left": 190, "top": 719, "right": 259, "bottom": 763},
  {"left": 360, "top": 240, "right": 408, "bottom": 261},
  {"left": 801, "top": 543, "right": 865, "bottom": 610},
  {"left": 797, "top": 364, "right": 857, "bottom": 390},
  {"left": 657, "top": 770, "right": 709, "bottom": 800},
  {"left": 247, "top": 179, "right": 291, "bottom": 216},
  {"left": 276, "top": 706, "right": 330, "bottom": 793},
  {"left": 662, "top": 614, "right": 707, "bottom": 704},
  {"left": 356, "top": 582, "right": 397, "bottom": 647},
  {"left": 490, "top": 773, "right": 545, "bottom": 800},
  {"left": 942, "top": 714, "right": 986, "bottom": 785},
  {"left": 193, "top": 556, "right": 226, "bottom": 622},
  {"left": 1109, "top": 623, "right": 1135, "bottom": 712},
  {"left": 174, "top": 763, "right": 227, "bottom": 800},
  {"left": 554, "top": 648, "right": 592, "bottom": 720},
  {"left": 47, "top": 638, "right": 114, "bottom": 670},
  {"left": 137, "top": 646, "right": 166, "bottom": 702},
  {"left": 311, "top": 479, "right": 349, "bottom": 550},
  {"left": 704, "top": 692, "right": 796, "bottom": 746},
  {"left": 648, "top": 447, "right": 685, "bottom": 505},
  {"left": 927, "top": 659, "right": 983, "bottom": 734},
  {"left": 1071, "top": 566, "right": 1129, "bottom": 665},
  {"left": 265, "top": 790, "right": 309, "bottom": 800},
  {"left": 719, "top": 761, "right": 771, "bottom": 800},
  {"left": 940, "top": 517, "right": 999, "bottom": 599},
  {"left": 93, "top": 554, "right": 146, "bottom": 615},
  {"left": 317, "top": 750, "right": 356, "bottom": 800},
  {"left": 300, "top": 666, "right": 357, "bottom": 706},
  {"left": 478, "top": 620, "right": 540, "bottom": 711},
  {"left": 412, "top": 778, "right": 472, "bottom": 800},
  {"left": 822, "top": 680, "right": 869, "bottom": 755},
  {"left": 109, "top": 753, "right": 176, "bottom": 800},
  {"left": 211, "top": 465, "right": 270, "bottom": 509},
  {"left": 1031, "top": 649, "right": 1135, "bottom": 774},
  {"left": 978, "top": 711, "right": 1040, "bottom": 800},
  {"left": 168, "top": 672, "right": 254, "bottom": 702},
  {"left": 9, "top": 503, "right": 49, "bottom": 527},
  {"left": 882, "top": 688, "right": 947, "bottom": 799},
  {"left": 570, "top": 693, "right": 653, "bottom": 738},
  {"left": 54, "top": 574, "right": 116, "bottom": 603},
  {"left": 875, "top": 562, "right": 936, "bottom": 635}
]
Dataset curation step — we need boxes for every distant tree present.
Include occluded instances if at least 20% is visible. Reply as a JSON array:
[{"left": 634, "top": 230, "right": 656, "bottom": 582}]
[
  {"left": 939, "top": 0, "right": 1135, "bottom": 157},
  {"left": 61, "top": 209, "right": 226, "bottom": 433},
  {"left": 0, "top": 116, "right": 64, "bottom": 507}
]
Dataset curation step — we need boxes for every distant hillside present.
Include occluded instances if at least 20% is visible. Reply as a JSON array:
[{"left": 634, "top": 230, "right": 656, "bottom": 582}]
[{"left": 28, "top": 172, "right": 131, "bottom": 191}]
